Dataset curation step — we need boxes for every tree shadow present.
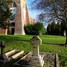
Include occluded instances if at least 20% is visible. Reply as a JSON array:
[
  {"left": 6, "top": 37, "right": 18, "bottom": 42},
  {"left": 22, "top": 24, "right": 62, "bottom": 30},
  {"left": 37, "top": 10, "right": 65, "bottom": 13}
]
[{"left": 43, "top": 42, "right": 66, "bottom": 47}]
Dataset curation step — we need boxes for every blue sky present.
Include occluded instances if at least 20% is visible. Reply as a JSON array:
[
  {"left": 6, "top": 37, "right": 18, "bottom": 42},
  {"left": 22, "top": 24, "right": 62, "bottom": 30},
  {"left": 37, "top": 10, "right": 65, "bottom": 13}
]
[
  {"left": 26, "top": 0, "right": 48, "bottom": 28},
  {"left": 26, "top": 0, "right": 40, "bottom": 19}
]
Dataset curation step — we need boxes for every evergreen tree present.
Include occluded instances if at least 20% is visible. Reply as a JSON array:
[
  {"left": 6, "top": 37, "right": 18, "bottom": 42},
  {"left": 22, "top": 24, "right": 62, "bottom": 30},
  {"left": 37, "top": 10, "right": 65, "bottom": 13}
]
[
  {"left": 61, "top": 20, "right": 67, "bottom": 35},
  {"left": 47, "top": 24, "right": 51, "bottom": 35},
  {"left": 47, "top": 22, "right": 61, "bottom": 35},
  {"left": 55, "top": 22, "right": 61, "bottom": 35},
  {"left": 51, "top": 22, "right": 56, "bottom": 35},
  {"left": 0, "top": 0, "right": 13, "bottom": 29}
]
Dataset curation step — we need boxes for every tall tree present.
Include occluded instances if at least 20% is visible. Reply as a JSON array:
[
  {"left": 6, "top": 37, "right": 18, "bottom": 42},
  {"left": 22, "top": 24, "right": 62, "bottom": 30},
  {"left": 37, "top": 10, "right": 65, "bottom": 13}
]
[
  {"left": 0, "top": 0, "right": 13, "bottom": 29},
  {"left": 47, "top": 24, "right": 51, "bottom": 34},
  {"left": 47, "top": 22, "right": 61, "bottom": 35},
  {"left": 51, "top": 22, "right": 56, "bottom": 35},
  {"left": 32, "top": 0, "right": 67, "bottom": 44},
  {"left": 55, "top": 22, "right": 61, "bottom": 35}
]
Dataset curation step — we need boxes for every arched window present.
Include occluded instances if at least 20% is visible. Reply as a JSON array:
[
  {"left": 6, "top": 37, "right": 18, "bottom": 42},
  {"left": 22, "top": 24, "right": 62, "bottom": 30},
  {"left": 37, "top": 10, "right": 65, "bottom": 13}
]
[{"left": 13, "top": 2, "right": 17, "bottom": 7}]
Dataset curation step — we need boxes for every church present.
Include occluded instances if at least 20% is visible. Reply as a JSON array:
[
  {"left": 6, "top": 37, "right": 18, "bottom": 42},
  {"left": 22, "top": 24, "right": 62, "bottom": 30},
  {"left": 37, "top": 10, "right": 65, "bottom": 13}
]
[{"left": 0, "top": 0, "right": 36, "bottom": 35}]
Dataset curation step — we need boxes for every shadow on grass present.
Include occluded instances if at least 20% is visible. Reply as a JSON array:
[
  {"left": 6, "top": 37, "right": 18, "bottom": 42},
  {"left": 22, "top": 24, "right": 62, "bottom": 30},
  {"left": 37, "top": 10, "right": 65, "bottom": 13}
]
[
  {"left": 0, "top": 57, "right": 21, "bottom": 67},
  {"left": 0, "top": 52, "right": 29, "bottom": 67},
  {"left": 59, "top": 55, "right": 67, "bottom": 67},
  {"left": 43, "top": 42, "right": 66, "bottom": 46}
]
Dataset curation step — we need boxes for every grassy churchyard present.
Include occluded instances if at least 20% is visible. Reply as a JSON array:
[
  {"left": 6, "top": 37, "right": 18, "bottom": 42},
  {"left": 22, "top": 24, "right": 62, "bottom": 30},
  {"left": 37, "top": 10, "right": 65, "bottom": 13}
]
[{"left": 0, "top": 35, "right": 67, "bottom": 67}]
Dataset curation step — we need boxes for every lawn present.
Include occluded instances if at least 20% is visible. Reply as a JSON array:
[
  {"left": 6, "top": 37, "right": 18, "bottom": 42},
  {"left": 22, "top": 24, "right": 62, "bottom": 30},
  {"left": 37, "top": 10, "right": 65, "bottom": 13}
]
[{"left": 0, "top": 35, "right": 67, "bottom": 67}]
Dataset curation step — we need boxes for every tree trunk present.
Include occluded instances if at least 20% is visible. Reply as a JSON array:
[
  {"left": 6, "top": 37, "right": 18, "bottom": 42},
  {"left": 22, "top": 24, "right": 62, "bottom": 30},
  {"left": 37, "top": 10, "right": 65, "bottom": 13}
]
[
  {"left": 5, "top": 29, "right": 8, "bottom": 35},
  {"left": 65, "top": 18, "right": 67, "bottom": 45},
  {"left": 65, "top": 29, "right": 67, "bottom": 45}
]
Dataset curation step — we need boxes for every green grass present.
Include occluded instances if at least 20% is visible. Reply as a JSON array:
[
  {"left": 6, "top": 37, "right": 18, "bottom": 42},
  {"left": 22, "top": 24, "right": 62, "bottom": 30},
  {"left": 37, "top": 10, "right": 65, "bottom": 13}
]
[{"left": 0, "top": 35, "right": 67, "bottom": 67}]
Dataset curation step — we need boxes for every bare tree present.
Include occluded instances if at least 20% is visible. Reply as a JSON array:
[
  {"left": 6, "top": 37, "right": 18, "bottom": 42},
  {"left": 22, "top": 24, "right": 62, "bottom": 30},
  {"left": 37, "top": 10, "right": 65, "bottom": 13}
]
[{"left": 31, "top": 0, "right": 67, "bottom": 44}]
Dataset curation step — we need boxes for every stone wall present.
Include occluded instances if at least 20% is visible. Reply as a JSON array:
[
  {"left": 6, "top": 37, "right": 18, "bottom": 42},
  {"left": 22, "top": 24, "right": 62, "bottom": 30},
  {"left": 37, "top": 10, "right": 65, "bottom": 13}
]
[
  {"left": 0, "top": 28, "right": 8, "bottom": 35},
  {"left": 14, "top": 0, "right": 28, "bottom": 35}
]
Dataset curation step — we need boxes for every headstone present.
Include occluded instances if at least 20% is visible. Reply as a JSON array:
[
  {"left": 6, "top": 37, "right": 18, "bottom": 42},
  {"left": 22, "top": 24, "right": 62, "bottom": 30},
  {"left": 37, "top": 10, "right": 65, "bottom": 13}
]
[{"left": 29, "top": 36, "right": 44, "bottom": 67}]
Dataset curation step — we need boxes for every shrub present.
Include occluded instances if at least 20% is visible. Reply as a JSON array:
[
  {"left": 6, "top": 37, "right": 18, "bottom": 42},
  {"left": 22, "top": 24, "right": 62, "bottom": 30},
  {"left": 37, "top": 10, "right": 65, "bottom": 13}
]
[
  {"left": 24, "top": 22, "right": 45, "bottom": 35},
  {"left": 47, "top": 22, "right": 61, "bottom": 35}
]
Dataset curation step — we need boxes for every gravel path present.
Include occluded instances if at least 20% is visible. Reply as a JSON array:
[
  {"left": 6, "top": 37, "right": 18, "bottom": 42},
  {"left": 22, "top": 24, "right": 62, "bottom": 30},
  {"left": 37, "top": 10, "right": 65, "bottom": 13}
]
[{"left": 43, "top": 53, "right": 56, "bottom": 67}]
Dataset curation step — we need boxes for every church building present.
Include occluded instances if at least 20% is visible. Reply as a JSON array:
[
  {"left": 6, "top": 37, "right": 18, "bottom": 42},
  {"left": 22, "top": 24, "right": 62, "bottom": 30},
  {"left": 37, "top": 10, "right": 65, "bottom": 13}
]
[{"left": 0, "top": 0, "right": 36, "bottom": 35}]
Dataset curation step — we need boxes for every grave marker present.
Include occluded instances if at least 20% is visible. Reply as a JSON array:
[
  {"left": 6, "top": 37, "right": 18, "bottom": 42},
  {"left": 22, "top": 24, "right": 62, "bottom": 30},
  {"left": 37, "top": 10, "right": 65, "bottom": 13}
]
[{"left": 29, "top": 36, "right": 44, "bottom": 67}]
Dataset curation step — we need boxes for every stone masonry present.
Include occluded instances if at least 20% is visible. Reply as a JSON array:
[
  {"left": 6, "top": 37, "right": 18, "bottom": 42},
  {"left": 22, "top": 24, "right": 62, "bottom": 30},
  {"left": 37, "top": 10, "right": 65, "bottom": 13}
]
[{"left": 14, "top": 0, "right": 28, "bottom": 35}]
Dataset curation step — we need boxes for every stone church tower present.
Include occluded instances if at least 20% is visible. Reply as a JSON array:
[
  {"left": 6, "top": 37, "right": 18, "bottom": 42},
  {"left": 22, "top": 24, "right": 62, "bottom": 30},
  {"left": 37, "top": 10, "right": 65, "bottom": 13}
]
[
  {"left": 0, "top": 0, "right": 36, "bottom": 35},
  {"left": 14, "top": 0, "right": 29, "bottom": 35}
]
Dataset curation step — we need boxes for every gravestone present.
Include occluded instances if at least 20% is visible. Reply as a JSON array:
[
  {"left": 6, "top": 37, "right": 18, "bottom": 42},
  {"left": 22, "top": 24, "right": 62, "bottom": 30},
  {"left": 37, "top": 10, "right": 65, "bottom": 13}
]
[
  {"left": 14, "top": 36, "right": 59, "bottom": 67},
  {"left": 29, "top": 36, "right": 44, "bottom": 67}
]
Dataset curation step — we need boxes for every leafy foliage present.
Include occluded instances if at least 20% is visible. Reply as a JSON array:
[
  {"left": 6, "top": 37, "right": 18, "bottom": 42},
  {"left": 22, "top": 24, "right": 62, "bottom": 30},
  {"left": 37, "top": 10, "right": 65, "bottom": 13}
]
[
  {"left": 24, "top": 22, "right": 45, "bottom": 35},
  {"left": 32, "top": 0, "right": 67, "bottom": 22},
  {"left": 47, "top": 22, "right": 61, "bottom": 35},
  {"left": 47, "top": 21, "right": 67, "bottom": 35},
  {"left": 0, "top": 0, "right": 13, "bottom": 29}
]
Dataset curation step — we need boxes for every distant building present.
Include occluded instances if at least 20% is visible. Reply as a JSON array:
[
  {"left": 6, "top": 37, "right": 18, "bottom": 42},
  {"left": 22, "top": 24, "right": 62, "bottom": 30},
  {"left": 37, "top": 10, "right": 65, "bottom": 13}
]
[
  {"left": 29, "top": 17, "right": 37, "bottom": 24},
  {"left": 0, "top": 0, "right": 36, "bottom": 35}
]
